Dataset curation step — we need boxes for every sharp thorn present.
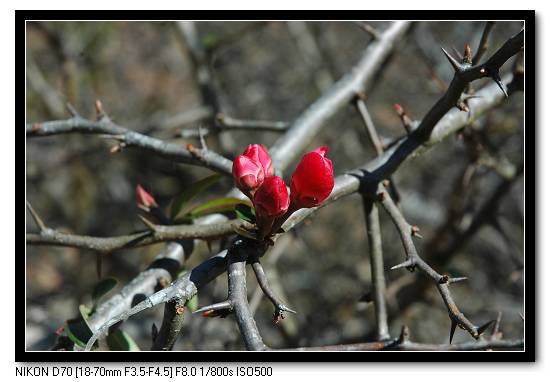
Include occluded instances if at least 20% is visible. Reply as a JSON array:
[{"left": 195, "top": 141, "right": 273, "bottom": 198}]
[
  {"left": 477, "top": 319, "right": 496, "bottom": 336},
  {"left": 66, "top": 102, "right": 79, "bottom": 117},
  {"left": 193, "top": 300, "right": 232, "bottom": 315},
  {"left": 151, "top": 323, "right": 158, "bottom": 341},
  {"left": 448, "top": 276, "right": 469, "bottom": 284},
  {"left": 277, "top": 304, "right": 297, "bottom": 314},
  {"left": 449, "top": 320, "right": 458, "bottom": 344},
  {"left": 391, "top": 259, "right": 415, "bottom": 271},
  {"left": 492, "top": 312, "right": 502, "bottom": 338},
  {"left": 491, "top": 72, "right": 509, "bottom": 97},
  {"left": 451, "top": 46, "right": 462, "bottom": 60},
  {"left": 138, "top": 215, "right": 157, "bottom": 231},
  {"left": 26, "top": 200, "right": 47, "bottom": 231},
  {"left": 441, "top": 47, "right": 462, "bottom": 72}
]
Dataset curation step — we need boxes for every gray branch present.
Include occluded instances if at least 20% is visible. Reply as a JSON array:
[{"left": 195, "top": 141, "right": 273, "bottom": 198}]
[
  {"left": 226, "top": 240, "right": 268, "bottom": 350},
  {"left": 180, "top": 114, "right": 289, "bottom": 139},
  {"left": 377, "top": 185, "right": 478, "bottom": 340},
  {"left": 27, "top": 218, "right": 248, "bottom": 253},
  {"left": 283, "top": 338, "right": 523, "bottom": 351},
  {"left": 87, "top": 242, "right": 185, "bottom": 332},
  {"left": 270, "top": 21, "right": 412, "bottom": 172},
  {"left": 26, "top": 114, "right": 232, "bottom": 175},
  {"left": 85, "top": 249, "right": 229, "bottom": 351},
  {"left": 362, "top": 199, "right": 390, "bottom": 340}
]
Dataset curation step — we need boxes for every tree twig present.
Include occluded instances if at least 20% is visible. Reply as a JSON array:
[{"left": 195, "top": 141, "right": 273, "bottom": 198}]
[
  {"left": 226, "top": 239, "right": 268, "bottom": 350},
  {"left": 370, "top": 29, "right": 523, "bottom": 184},
  {"left": 270, "top": 21, "right": 412, "bottom": 172},
  {"left": 27, "top": 218, "right": 248, "bottom": 253},
  {"left": 472, "top": 21, "right": 497, "bottom": 65},
  {"left": 282, "top": 338, "right": 523, "bottom": 351},
  {"left": 377, "top": 185, "right": 478, "bottom": 340},
  {"left": 85, "top": 249, "right": 229, "bottom": 350},
  {"left": 362, "top": 199, "right": 390, "bottom": 340},
  {"left": 251, "top": 258, "right": 296, "bottom": 323},
  {"left": 86, "top": 242, "right": 185, "bottom": 332},
  {"left": 355, "top": 96, "right": 390, "bottom": 340},
  {"left": 26, "top": 114, "right": 233, "bottom": 175},
  {"left": 180, "top": 114, "right": 289, "bottom": 139}
]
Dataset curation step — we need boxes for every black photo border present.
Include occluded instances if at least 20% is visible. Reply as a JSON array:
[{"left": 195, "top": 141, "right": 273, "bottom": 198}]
[{"left": 18, "top": 9, "right": 536, "bottom": 363}]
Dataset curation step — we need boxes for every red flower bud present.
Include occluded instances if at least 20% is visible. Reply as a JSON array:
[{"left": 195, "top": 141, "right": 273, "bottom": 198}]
[
  {"left": 243, "top": 144, "right": 274, "bottom": 177},
  {"left": 136, "top": 184, "right": 158, "bottom": 209},
  {"left": 232, "top": 155, "right": 265, "bottom": 193},
  {"left": 253, "top": 176, "right": 290, "bottom": 219},
  {"left": 290, "top": 146, "right": 334, "bottom": 208}
]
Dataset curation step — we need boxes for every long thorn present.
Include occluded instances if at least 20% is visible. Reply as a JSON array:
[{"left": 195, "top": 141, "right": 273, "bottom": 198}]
[
  {"left": 477, "top": 319, "right": 496, "bottom": 336},
  {"left": 448, "top": 276, "right": 469, "bottom": 284},
  {"left": 26, "top": 201, "right": 47, "bottom": 231},
  {"left": 491, "top": 71, "right": 508, "bottom": 97},
  {"left": 66, "top": 102, "right": 79, "bottom": 117},
  {"left": 492, "top": 312, "right": 502, "bottom": 338},
  {"left": 277, "top": 304, "right": 297, "bottom": 314},
  {"left": 449, "top": 320, "right": 458, "bottom": 344},
  {"left": 391, "top": 259, "right": 415, "bottom": 271},
  {"left": 194, "top": 300, "right": 232, "bottom": 315},
  {"left": 138, "top": 215, "right": 157, "bottom": 231},
  {"left": 441, "top": 47, "right": 462, "bottom": 72}
]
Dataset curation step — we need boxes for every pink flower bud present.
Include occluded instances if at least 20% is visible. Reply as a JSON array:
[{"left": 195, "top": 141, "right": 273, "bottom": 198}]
[
  {"left": 136, "top": 184, "right": 158, "bottom": 208},
  {"left": 253, "top": 176, "right": 290, "bottom": 219},
  {"left": 243, "top": 144, "right": 274, "bottom": 177},
  {"left": 290, "top": 146, "right": 334, "bottom": 208},
  {"left": 232, "top": 155, "right": 265, "bottom": 193}
]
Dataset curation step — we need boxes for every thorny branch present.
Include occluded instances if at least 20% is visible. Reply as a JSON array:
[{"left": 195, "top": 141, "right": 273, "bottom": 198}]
[
  {"left": 33, "top": 70, "right": 521, "bottom": 346},
  {"left": 355, "top": 97, "right": 390, "bottom": 341},
  {"left": 377, "top": 185, "right": 481, "bottom": 341},
  {"left": 369, "top": 29, "right": 524, "bottom": 183},
  {"left": 270, "top": 21, "right": 412, "bottom": 172},
  {"left": 26, "top": 107, "right": 233, "bottom": 175},
  {"left": 26, "top": 214, "right": 248, "bottom": 253},
  {"left": 180, "top": 114, "right": 289, "bottom": 139},
  {"left": 284, "top": 338, "right": 523, "bottom": 351},
  {"left": 27, "top": 22, "right": 525, "bottom": 351},
  {"left": 86, "top": 242, "right": 186, "bottom": 332},
  {"left": 250, "top": 258, "right": 296, "bottom": 323},
  {"left": 33, "top": 67, "right": 521, "bottom": 350},
  {"left": 383, "top": 164, "right": 524, "bottom": 325}
]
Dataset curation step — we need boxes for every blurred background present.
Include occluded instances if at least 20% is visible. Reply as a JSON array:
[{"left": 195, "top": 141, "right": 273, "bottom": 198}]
[{"left": 26, "top": 21, "right": 524, "bottom": 350}]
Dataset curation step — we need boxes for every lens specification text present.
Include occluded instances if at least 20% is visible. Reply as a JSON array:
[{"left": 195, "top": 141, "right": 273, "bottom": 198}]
[{"left": 15, "top": 365, "right": 274, "bottom": 379}]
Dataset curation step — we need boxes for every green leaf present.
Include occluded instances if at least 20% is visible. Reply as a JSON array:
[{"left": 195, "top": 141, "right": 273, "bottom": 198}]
[
  {"left": 92, "top": 277, "right": 118, "bottom": 305},
  {"left": 170, "top": 174, "right": 222, "bottom": 220},
  {"left": 63, "top": 316, "right": 93, "bottom": 348},
  {"left": 79, "top": 304, "right": 93, "bottom": 320},
  {"left": 189, "top": 197, "right": 248, "bottom": 218},
  {"left": 185, "top": 294, "right": 199, "bottom": 313},
  {"left": 106, "top": 329, "right": 140, "bottom": 351},
  {"left": 235, "top": 203, "right": 256, "bottom": 224}
]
